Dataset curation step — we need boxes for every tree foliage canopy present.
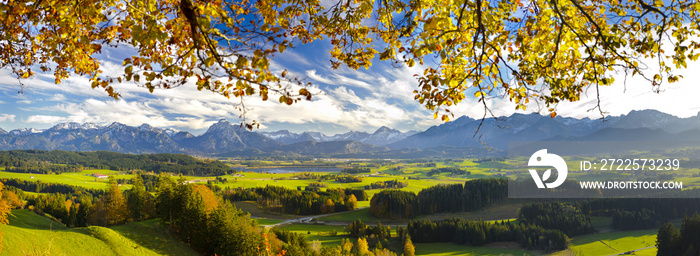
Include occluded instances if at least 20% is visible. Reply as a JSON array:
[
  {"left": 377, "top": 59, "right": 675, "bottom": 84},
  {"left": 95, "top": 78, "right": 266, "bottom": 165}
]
[{"left": 2, "top": 0, "right": 699, "bottom": 124}]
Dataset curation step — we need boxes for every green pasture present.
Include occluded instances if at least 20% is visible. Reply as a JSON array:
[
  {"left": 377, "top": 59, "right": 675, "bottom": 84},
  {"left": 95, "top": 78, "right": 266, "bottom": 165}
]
[
  {"left": 557, "top": 229, "right": 658, "bottom": 256},
  {"left": 0, "top": 169, "right": 133, "bottom": 190},
  {"left": 1, "top": 209, "right": 197, "bottom": 256},
  {"left": 282, "top": 224, "right": 348, "bottom": 247},
  {"left": 413, "top": 242, "right": 534, "bottom": 256}
]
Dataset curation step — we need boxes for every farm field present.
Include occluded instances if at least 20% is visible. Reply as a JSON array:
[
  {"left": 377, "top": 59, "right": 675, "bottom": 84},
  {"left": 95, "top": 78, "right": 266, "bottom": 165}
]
[
  {"left": 282, "top": 224, "right": 349, "bottom": 247},
  {"left": 317, "top": 207, "right": 380, "bottom": 223},
  {"left": 413, "top": 242, "right": 535, "bottom": 256},
  {"left": 0, "top": 169, "right": 131, "bottom": 190},
  {"left": 551, "top": 229, "right": 658, "bottom": 256}
]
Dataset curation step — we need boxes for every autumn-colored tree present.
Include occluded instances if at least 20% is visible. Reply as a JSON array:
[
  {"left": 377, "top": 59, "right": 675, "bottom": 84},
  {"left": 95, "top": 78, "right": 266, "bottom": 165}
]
[
  {"left": 345, "top": 194, "right": 358, "bottom": 211},
  {"left": 341, "top": 238, "right": 354, "bottom": 255},
  {"left": 0, "top": 182, "right": 10, "bottom": 253},
  {"left": 321, "top": 198, "right": 335, "bottom": 214},
  {"left": 404, "top": 236, "right": 416, "bottom": 256},
  {"left": 354, "top": 237, "right": 370, "bottom": 256},
  {"left": 192, "top": 184, "right": 219, "bottom": 213},
  {"left": 103, "top": 177, "right": 128, "bottom": 225},
  {"left": 3, "top": 0, "right": 699, "bottom": 124},
  {"left": 1, "top": 190, "right": 22, "bottom": 209}
]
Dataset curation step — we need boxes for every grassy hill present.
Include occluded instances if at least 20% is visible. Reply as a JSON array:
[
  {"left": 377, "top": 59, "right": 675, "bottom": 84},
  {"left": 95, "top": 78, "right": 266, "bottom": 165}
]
[{"left": 0, "top": 209, "right": 199, "bottom": 256}]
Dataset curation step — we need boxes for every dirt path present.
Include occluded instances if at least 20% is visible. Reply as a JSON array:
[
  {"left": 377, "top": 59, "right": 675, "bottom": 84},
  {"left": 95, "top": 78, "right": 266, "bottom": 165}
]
[{"left": 591, "top": 234, "right": 619, "bottom": 253}]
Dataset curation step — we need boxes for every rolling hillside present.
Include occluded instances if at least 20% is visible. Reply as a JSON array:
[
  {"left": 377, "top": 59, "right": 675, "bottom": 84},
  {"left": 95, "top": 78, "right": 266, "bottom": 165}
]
[{"left": 0, "top": 209, "right": 198, "bottom": 256}]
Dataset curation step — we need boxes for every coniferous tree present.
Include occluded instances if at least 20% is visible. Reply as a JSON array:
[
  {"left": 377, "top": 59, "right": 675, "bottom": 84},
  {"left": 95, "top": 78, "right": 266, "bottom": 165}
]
[
  {"left": 67, "top": 203, "right": 78, "bottom": 227},
  {"left": 657, "top": 222, "right": 680, "bottom": 256},
  {"left": 76, "top": 200, "right": 91, "bottom": 227},
  {"left": 126, "top": 175, "right": 150, "bottom": 221},
  {"left": 103, "top": 177, "right": 128, "bottom": 225}
]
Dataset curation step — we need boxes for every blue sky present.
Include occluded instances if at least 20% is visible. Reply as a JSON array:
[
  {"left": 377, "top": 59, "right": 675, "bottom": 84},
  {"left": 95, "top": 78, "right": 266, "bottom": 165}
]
[{"left": 2, "top": 35, "right": 700, "bottom": 135}]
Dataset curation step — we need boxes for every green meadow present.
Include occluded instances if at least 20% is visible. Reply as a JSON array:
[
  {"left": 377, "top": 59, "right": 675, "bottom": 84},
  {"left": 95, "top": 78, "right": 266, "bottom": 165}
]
[
  {"left": 551, "top": 229, "right": 658, "bottom": 256},
  {"left": 413, "top": 242, "right": 535, "bottom": 256},
  {"left": 1, "top": 210, "right": 198, "bottom": 256}
]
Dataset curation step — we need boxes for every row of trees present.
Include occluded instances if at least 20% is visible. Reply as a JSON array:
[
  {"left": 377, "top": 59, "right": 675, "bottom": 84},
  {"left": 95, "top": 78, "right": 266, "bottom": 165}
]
[
  {"left": 407, "top": 218, "right": 568, "bottom": 251},
  {"left": 341, "top": 167, "right": 371, "bottom": 174},
  {"left": 612, "top": 209, "right": 664, "bottom": 231},
  {"left": 346, "top": 219, "right": 391, "bottom": 240},
  {"left": 223, "top": 185, "right": 367, "bottom": 215},
  {"left": 27, "top": 176, "right": 156, "bottom": 227},
  {"left": 1, "top": 178, "right": 104, "bottom": 196},
  {"left": 116, "top": 174, "right": 159, "bottom": 192},
  {"left": 335, "top": 175, "right": 364, "bottom": 183},
  {"left": 580, "top": 197, "right": 700, "bottom": 220},
  {"left": 418, "top": 179, "right": 507, "bottom": 214},
  {"left": 518, "top": 202, "right": 594, "bottom": 237},
  {"left": 365, "top": 180, "right": 407, "bottom": 190},
  {"left": 292, "top": 172, "right": 336, "bottom": 181},
  {"left": 0, "top": 150, "right": 230, "bottom": 176},
  {"left": 370, "top": 179, "right": 508, "bottom": 219},
  {"left": 3, "top": 161, "right": 83, "bottom": 174},
  {"left": 426, "top": 167, "right": 469, "bottom": 176},
  {"left": 370, "top": 190, "right": 420, "bottom": 219}
]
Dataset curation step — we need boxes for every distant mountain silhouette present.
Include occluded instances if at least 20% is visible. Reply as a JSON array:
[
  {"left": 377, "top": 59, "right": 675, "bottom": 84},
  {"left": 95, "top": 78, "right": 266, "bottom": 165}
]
[{"left": 1, "top": 110, "right": 698, "bottom": 157}]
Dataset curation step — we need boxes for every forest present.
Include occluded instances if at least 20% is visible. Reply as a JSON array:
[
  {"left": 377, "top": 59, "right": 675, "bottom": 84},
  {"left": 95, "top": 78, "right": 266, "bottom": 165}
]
[
  {"left": 370, "top": 179, "right": 508, "bottom": 219},
  {"left": 656, "top": 214, "right": 700, "bottom": 256},
  {"left": 0, "top": 150, "right": 230, "bottom": 175},
  {"left": 407, "top": 218, "right": 568, "bottom": 251}
]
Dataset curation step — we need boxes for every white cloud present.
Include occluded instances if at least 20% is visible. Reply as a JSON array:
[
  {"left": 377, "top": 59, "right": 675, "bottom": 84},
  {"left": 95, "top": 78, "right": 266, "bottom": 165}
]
[
  {"left": 0, "top": 114, "right": 15, "bottom": 122},
  {"left": 26, "top": 115, "right": 64, "bottom": 124},
  {"left": 50, "top": 94, "right": 67, "bottom": 101},
  {"left": 306, "top": 69, "right": 337, "bottom": 85}
]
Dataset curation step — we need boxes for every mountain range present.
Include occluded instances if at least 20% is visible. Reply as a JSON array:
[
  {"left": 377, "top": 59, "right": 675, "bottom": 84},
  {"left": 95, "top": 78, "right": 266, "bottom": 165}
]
[{"left": 2, "top": 110, "right": 700, "bottom": 158}]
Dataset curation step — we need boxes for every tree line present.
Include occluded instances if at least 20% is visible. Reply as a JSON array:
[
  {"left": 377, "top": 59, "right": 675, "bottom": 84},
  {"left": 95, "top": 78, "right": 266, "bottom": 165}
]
[
  {"left": 518, "top": 202, "right": 594, "bottom": 237},
  {"left": 341, "top": 167, "right": 371, "bottom": 174},
  {"left": 365, "top": 180, "right": 407, "bottom": 190},
  {"left": 407, "top": 218, "right": 568, "bottom": 251},
  {"left": 25, "top": 176, "right": 156, "bottom": 227},
  {"left": 223, "top": 185, "right": 367, "bottom": 215},
  {"left": 0, "top": 150, "right": 230, "bottom": 176},
  {"left": 1, "top": 178, "right": 104, "bottom": 197},
  {"left": 426, "top": 167, "right": 469, "bottom": 176},
  {"left": 418, "top": 178, "right": 507, "bottom": 214},
  {"left": 370, "top": 179, "right": 508, "bottom": 219},
  {"left": 656, "top": 214, "right": 700, "bottom": 256},
  {"left": 579, "top": 197, "right": 700, "bottom": 231},
  {"left": 612, "top": 209, "right": 664, "bottom": 231}
]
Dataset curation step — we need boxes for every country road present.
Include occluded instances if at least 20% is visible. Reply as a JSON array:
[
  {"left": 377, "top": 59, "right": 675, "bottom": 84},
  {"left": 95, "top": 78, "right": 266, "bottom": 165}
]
[
  {"left": 261, "top": 207, "right": 369, "bottom": 228},
  {"left": 606, "top": 246, "right": 655, "bottom": 256}
]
